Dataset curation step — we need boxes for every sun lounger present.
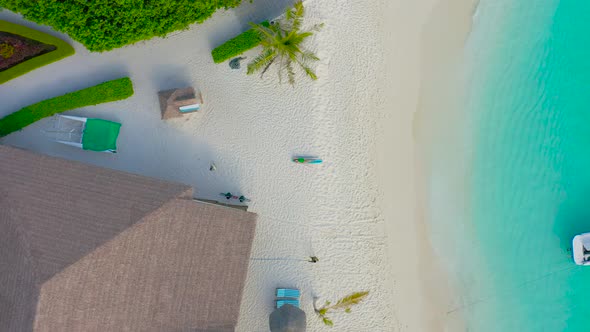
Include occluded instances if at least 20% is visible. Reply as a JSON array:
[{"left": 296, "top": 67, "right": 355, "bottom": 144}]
[
  {"left": 276, "top": 299, "right": 300, "bottom": 308},
  {"left": 276, "top": 288, "right": 300, "bottom": 298}
]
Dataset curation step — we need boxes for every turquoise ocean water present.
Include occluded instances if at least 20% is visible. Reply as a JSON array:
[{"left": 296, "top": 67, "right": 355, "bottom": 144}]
[{"left": 436, "top": 0, "right": 590, "bottom": 330}]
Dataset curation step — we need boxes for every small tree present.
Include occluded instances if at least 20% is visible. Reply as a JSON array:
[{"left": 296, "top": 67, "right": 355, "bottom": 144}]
[
  {"left": 0, "top": 43, "right": 15, "bottom": 59},
  {"left": 247, "top": 1, "right": 323, "bottom": 85},
  {"left": 314, "top": 291, "right": 369, "bottom": 327}
]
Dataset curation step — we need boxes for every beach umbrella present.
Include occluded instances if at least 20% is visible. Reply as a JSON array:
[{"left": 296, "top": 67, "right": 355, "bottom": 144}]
[{"left": 269, "top": 304, "right": 306, "bottom": 332}]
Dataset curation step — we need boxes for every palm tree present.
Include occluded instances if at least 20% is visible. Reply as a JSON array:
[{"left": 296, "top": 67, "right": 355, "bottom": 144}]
[
  {"left": 313, "top": 291, "right": 369, "bottom": 327},
  {"left": 247, "top": 1, "right": 322, "bottom": 85}
]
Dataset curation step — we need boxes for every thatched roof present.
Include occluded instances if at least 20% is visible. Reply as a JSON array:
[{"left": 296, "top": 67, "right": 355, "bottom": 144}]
[
  {"left": 158, "top": 87, "right": 203, "bottom": 119},
  {"left": 0, "top": 145, "right": 256, "bottom": 332}
]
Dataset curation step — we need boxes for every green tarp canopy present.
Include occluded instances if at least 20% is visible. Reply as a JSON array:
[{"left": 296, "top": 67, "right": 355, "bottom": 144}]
[{"left": 82, "top": 118, "right": 121, "bottom": 152}]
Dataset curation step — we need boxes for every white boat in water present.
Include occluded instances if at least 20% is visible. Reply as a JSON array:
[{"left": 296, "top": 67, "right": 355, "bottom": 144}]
[{"left": 572, "top": 233, "right": 590, "bottom": 265}]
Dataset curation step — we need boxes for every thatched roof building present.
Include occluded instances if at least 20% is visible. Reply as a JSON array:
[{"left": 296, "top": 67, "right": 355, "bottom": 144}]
[
  {"left": 158, "top": 87, "right": 203, "bottom": 119},
  {"left": 0, "top": 145, "right": 256, "bottom": 332}
]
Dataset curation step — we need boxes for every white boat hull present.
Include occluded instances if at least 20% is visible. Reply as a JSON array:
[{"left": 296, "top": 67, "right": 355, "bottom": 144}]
[{"left": 572, "top": 233, "right": 590, "bottom": 265}]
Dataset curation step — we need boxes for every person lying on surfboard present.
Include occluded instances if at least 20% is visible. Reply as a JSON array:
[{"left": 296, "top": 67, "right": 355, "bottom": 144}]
[{"left": 293, "top": 157, "right": 322, "bottom": 164}]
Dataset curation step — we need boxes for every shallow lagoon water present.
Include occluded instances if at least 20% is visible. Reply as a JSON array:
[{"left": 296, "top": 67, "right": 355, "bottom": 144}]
[{"left": 434, "top": 0, "right": 590, "bottom": 330}]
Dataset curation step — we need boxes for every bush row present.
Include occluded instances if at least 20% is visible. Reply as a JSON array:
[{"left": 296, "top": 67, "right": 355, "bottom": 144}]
[
  {"left": 0, "top": 77, "right": 134, "bottom": 137},
  {"left": 0, "top": 20, "right": 75, "bottom": 84},
  {"left": 211, "top": 21, "right": 269, "bottom": 63},
  {"left": 2, "top": 0, "right": 242, "bottom": 52}
]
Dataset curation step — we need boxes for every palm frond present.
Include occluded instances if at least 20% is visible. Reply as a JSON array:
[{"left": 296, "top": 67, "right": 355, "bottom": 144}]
[
  {"left": 247, "top": 49, "right": 276, "bottom": 75},
  {"left": 275, "top": 28, "right": 283, "bottom": 41},
  {"left": 315, "top": 291, "right": 368, "bottom": 327},
  {"left": 249, "top": 22, "right": 278, "bottom": 43},
  {"left": 273, "top": 21, "right": 285, "bottom": 36},
  {"left": 311, "top": 23, "right": 325, "bottom": 32},
  {"left": 277, "top": 53, "right": 286, "bottom": 83},
  {"left": 289, "top": 51, "right": 318, "bottom": 80},
  {"left": 285, "top": 3, "right": 293, "bottom": 21},
  {"left": 286, "top": 60, "right": 296, "bottom": 86},
  {"left": 289, "top": 1, "right": 305, "bottom": 32},
  {"left": 259, "top": 57, "right": 276, "bottom": 78},
  {"left": 326, "top": 292, "right": 369, "bottom": 311},
  {"left": 285, "top": 44, "right": 302, "bottom": 60},
  {"left": 287, "top": 31, "right": 314, "bottom": 49},
  {"left": 295, "top": 31, "right": 314, "bottom": 41},
  {"left": 301, "top": 51, "right": 319, "bottom": 62},
  {"left": 299, "top": 63, "right": 318, "bottom": 81}
]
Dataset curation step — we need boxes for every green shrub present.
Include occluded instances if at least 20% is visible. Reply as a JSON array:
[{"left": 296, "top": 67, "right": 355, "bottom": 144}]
[
  {"left": 0, "top": 77, "right": 134, "bottom": 137},
  {"left": 0, "top": 20, "right": 75, "bottom": 84},
  {"left": 211, "top": 21, "right": 269, "bottom": 63},
  {"left": 0, "top": 42, "right": 15, "bottom": 58},
  {"left": 2, "top": 0, "right": 243, "bottom": 52}
]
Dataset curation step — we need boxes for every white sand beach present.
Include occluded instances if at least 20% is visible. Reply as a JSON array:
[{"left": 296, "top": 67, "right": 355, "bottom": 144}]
[
  {"left": 0, "top": 0, "right": 475, "bottom": 330},
  {"left": 379, "top": 0, "right": 477, "bottom": 330}
]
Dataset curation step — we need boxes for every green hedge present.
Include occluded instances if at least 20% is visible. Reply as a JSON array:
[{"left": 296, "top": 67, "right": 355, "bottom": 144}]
[
  {"left": 0, "top": 77, "right": 134, "bottom": 137},
  {"left": 2, "top": 0, "right": 243, "bottom": 52},
  {"left": 0, "top": 20, "right": 75, "bottom": 85},
  {"left": 211, "top": 21, "right": 269, "bottom": 63}
]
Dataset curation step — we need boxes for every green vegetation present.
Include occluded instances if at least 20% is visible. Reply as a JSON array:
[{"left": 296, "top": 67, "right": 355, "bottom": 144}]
[
  {"left": 211, "top": 21, "right": 269, "bottom": 63},
  {"left": 0, "top": 20, "right": 75, "bottom": 84},
  {"left": 0, "top": 77, "right": 134, "bottom": 137},
  {"left": 314, "top": 291, "right": 369, "bottom": 327},
  {"left": 0, "top": 42, "right": 15, "bottom": 58},
  {"left": 247, "top": 1, "right": 322, "bottom": 85},
  {"left": 2, "top": 0, "right": 243, "bottom": 52}
]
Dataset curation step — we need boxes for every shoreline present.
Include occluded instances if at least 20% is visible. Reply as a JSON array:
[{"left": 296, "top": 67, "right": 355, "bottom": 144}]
[
  {"left": 416, "top": 1, "right": 478, "bottom": 330},
  {"left": 378, "top": 0, "right": 477, "bottom": 330}
]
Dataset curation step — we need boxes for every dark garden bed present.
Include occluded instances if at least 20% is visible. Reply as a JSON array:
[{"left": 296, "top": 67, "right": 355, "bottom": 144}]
[{"left": 0, "top": 31, "right": 56, "bottom": 72}]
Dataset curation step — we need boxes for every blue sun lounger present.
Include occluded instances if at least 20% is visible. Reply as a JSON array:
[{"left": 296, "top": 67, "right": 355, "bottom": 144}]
[
  {"left": 276, "top": 288, "right": 300, "bottom": 298},
  {"left": 276, "top": 299, "right": 300, "bottom": 308}
]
